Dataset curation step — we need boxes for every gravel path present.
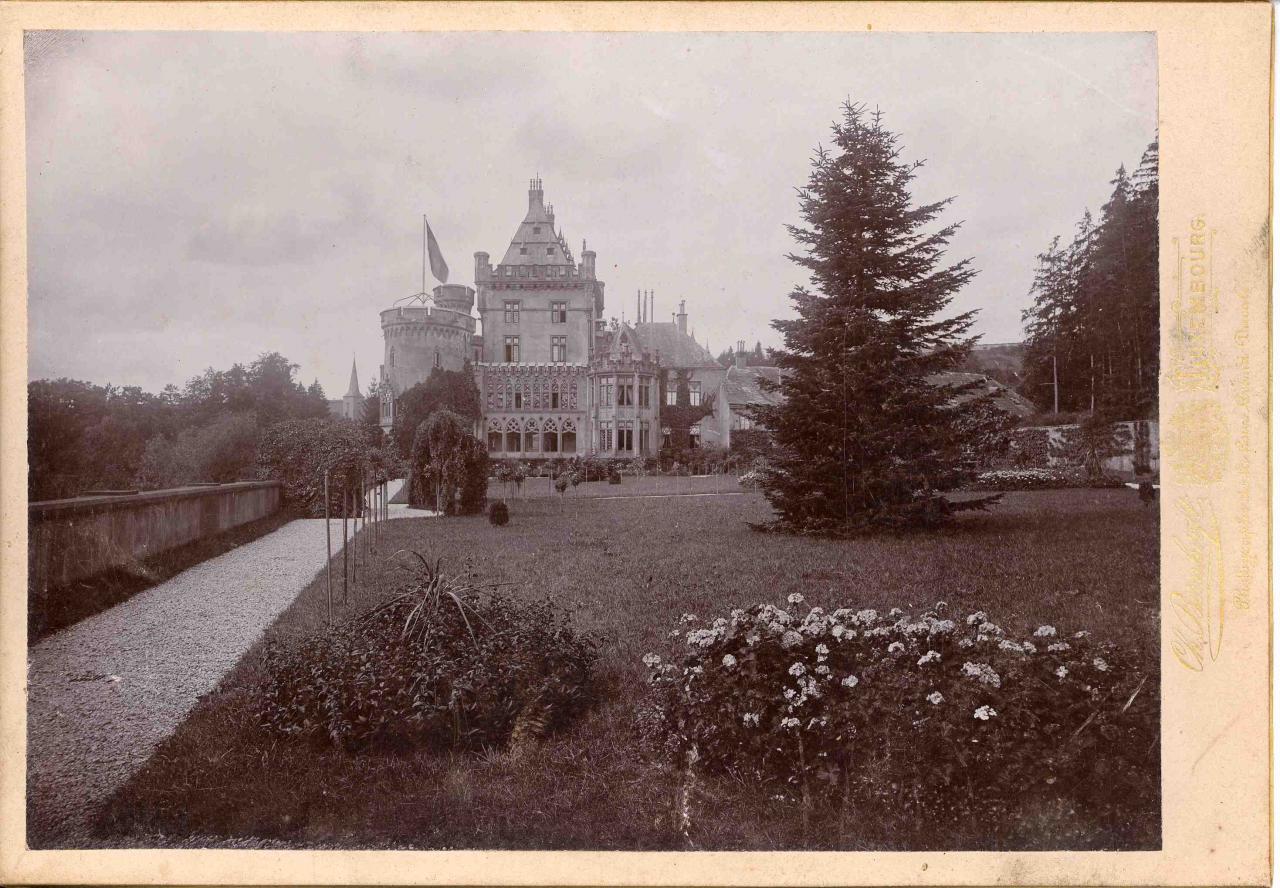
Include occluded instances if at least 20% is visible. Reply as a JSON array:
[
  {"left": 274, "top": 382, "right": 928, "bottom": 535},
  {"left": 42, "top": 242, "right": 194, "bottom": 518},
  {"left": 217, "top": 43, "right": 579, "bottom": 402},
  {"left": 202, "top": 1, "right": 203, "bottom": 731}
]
[{"left": 27, "top": 481, "right": 419, "bottom": 847}]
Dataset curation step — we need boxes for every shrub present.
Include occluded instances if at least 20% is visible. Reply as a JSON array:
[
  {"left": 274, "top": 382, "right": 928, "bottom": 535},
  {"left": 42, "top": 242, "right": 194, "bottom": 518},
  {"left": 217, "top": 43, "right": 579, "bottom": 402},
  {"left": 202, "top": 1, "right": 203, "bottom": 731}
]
[
  {"left": 607, "top": 466, "right": 622, "bottom": 485},
  {"left": 738, "top": 468, "right": 766, "bottom": 489},
  {"left": 256, "top": 417, "right": 374, "bottom": 516},
  {"left": 639, "top": 597, "right": 1157, "bottom": 847},
  {"left": 407, "top": 410, "right": 487, "bottom": 514},
  {"left": 488, "top": 500, "right": 510, "bottom": 526},
  {"left": 254, "top": 556, "right": 599, "bottom": 753}
]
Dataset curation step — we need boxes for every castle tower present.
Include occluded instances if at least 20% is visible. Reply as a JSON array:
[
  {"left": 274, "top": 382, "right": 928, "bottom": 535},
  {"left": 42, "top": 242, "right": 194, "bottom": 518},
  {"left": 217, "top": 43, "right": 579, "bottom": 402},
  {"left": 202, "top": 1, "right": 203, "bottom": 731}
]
[
  {"left": 379, "top": 281, "right": 478, "bottom": 431},
  {"left": 472, "top": 177, "right": 603, "bottom": 457}
]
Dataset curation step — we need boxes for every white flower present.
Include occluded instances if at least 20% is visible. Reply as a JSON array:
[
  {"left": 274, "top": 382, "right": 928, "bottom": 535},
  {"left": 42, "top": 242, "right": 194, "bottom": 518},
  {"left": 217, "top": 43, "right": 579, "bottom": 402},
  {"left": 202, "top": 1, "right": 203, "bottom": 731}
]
[
  {"left": 928, "top": 618, "right": 957, "bottom": 636},
  {"left": 781, "top": 630, "right": 803, "bottom": 649},
  {"left": 998, "top": 640, "right": 1026, "bottom": 654},
  {"left": 722, "top": 654, "right": 737, "bottom": 669},
  {"left": 1093, "top": 657, "right": 1109, "bottom": 672},
  {"left": 966, "top": 611, "right": 988, "bottom": 626},
  {"left": 787, "top": 592, "right": 805, "bottom": 605},
  {"left": 784, "top": 688, "right": 796, "bottom": 700},
  {"left": 742, "top": 712, "right": 760, "bottom": 726},
  {"left": 917, "top": 650, "right": 941, "bottom": 666},
  {"left": 1073, "top": 630, "right": 1090, "bottom": 639},
  {"left": 855, "top": 609, "right": 879, "bottom": 625},
  {"left": 927, "top": 691, "right": 944, "bottom": 705},
  {"left": 668, "top": 629, "right": 681, "bottom": 638},
  {"left": 815, "top": 643, "right": 830, "bottom": 657},
  {"left": 815, "top": 664, "right": 830, "bottom": 675},
  {"left": 746, "top": 632, "right": 761, "bottom": 646},
  {"left": 978, "top": 621, "right": 1003, "bottom": 636},
  {"left": 781, "top": 717, "right": 801, "bottom": 729},
  {"left": 973, "top": 705, "right": 998, "bottom": 721},
  {"left": 680, "top": 613, "right": 698, "bottom": 623},
  {"left": 730, "top": 608, "right": 746, "bottom": 623},
  {"left": 888, "top": 607, "right": 904, "bottom": 618},
  {"left": 841, "top": 674, "right": 859, "bottom": 688},
  {"left": 962, "top": 661, "right": 1002, "bottom": 688},
  {"left": 687, "top": 665, "right": 703, "bottom": 675},
  {"left": 1034, "top": 625, "right": 1057, "bottom": 637},
  {"left": 831, "top": 624, "right": 847, "bottom": 639},
  {"left": 1055, "top": 666, "right": 1069, "bottom": 679},
  {"left": 642, "top": 653, "right": 661, "bottom": 668},
  {"left": 788, "top": 662, "right": 806, "bottom": 677},
  {"left": 1048, "top": 642, "right": 1070, "bottom": 652},
  {"left": 958, "top": 638, "right": 974, "bottom": 649},
  {"left": 1022, "top": 641, "right": 1037, "bottom": 654},
  {"left": 888, "top": 641, "right": 906, "bottom": 655}
]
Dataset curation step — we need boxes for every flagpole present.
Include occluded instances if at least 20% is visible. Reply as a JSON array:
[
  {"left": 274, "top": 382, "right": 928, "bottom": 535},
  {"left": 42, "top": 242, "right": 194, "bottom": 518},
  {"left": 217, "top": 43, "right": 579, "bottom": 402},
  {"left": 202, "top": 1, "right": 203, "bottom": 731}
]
[{"left": 422, "top": 215, "right": 427, "bottom": 295}]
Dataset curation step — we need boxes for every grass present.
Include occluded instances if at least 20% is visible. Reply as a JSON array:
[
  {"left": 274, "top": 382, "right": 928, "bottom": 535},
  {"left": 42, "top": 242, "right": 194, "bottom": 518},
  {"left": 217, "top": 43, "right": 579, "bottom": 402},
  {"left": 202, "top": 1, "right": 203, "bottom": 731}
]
[
  {"left": 29, "top": 509, "right": 297, "bottom": 642},
  {"left": 91, "top": 485, "right": 1159, "bottom": 850}
]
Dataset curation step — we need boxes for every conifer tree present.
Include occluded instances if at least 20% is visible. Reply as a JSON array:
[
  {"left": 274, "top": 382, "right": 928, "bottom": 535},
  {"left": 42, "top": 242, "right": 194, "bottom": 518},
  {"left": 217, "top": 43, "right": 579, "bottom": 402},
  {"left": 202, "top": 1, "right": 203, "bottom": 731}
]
[{"left": 751, "top": 102, "right": 1004, "bottom": 535}]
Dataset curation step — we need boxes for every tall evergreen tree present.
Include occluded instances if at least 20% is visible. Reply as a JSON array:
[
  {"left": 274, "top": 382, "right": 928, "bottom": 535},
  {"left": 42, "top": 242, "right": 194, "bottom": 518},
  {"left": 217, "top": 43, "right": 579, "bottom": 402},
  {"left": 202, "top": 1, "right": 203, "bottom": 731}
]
[{"left": 751, "top": 102, "right": 1003, "bottom": 535}]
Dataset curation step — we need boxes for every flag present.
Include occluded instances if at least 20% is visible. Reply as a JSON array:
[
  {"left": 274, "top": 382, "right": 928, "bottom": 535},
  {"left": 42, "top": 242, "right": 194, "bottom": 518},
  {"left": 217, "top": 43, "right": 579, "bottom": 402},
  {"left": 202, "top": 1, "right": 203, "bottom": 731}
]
[{"left": 424, "top": 215, "right": 449, "bottom": 285}]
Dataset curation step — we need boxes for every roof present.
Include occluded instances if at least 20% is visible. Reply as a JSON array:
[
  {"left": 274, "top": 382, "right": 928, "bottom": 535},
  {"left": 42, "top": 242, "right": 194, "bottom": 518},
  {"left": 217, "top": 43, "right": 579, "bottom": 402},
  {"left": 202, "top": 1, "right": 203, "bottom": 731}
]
[
  {"left": 632, "top": 322, "right": 722, "bottom": 370},
  {"left": 723, "top": 365, "right": 784, "bottom": 409},
  {"left": 345, "top": 359, "right": 361, "bottom": 398},
  {"left": 499, "top": 178, "right": 577, "bottom": 267},
  {"left": 929, "top": 371, "right": 1037, "bottom": 418}
]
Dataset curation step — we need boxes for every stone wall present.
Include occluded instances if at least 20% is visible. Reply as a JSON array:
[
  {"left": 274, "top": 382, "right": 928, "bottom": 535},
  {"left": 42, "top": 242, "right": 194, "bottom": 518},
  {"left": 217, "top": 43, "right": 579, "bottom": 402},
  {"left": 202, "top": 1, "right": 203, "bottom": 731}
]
[{"left": 28, "top": 481, "right": 283, "bottom": 595}]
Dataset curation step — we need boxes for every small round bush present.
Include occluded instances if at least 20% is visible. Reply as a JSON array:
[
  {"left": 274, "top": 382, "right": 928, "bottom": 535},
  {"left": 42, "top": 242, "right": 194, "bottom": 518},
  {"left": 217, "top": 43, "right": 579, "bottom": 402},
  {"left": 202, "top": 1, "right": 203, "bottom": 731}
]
[
  {"left": 488, "top": 500, "right": 510, "bottom": 526},
  {"left": 607, "top": 467, "right": 622, "bottom": 485}
]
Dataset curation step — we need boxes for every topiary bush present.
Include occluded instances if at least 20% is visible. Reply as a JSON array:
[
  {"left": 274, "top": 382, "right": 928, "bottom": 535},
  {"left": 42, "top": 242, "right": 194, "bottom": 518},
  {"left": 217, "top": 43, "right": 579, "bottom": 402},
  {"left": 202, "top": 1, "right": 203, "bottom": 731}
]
[
  {"left": 639, "top": 597, "right": 1157, "bottom": 848},
  {"left": 607, "top": 466, "right": 622, "bottom": 485},
  {"left": 254, "top": 556, "right": 599, "bottom": 753},
  {"left": 488, "top": 500, "right": 510, "bottom": 526}
]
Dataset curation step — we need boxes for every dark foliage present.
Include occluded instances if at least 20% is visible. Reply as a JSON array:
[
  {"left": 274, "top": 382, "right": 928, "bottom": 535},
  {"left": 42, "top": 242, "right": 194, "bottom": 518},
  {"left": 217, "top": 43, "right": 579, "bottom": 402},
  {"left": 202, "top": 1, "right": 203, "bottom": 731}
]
[
  {"left": 751, "top": 102, "right": 1004, "bottom": 534},
  {"left": 1020, "top": 140, "right": 1158, "bottom": 419},
  {"left": 255, "top": 417, "right": 378, "bottom": 517},
  {"left": 253, "top": 557, "right": 599, "bottom": 753},
  {"left": 390, "top": 368, "right": 482, "bottom": 460},
  {"left": 407, "top": 410, "right": 488, "bottom": 514},
  {"left": 488, "top": 500, "right": 510, "bottom": 526},
  {"left": 29, "top": 353, "right": 330, "bottom": 501}
]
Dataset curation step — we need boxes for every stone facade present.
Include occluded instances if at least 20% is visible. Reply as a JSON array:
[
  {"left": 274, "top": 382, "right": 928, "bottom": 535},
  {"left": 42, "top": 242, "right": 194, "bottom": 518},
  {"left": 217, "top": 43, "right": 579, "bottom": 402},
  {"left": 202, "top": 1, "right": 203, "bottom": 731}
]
[{"left": 373, "top": 177, "right": 731, "bottom": 457}]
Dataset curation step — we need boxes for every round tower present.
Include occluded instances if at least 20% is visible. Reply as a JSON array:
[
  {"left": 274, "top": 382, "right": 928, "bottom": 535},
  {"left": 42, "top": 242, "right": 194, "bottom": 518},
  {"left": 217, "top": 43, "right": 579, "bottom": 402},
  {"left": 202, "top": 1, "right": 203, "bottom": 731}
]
[{"left": 380, "top": 284, "right": 477, "bottom": 399}]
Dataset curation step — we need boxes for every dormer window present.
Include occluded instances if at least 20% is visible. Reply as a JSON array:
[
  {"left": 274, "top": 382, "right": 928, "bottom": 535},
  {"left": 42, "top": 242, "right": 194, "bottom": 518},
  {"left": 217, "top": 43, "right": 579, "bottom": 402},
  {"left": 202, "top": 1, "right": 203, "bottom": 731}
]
[
  {"left": 519, "top": 246, "right": 528, "bottom": 255},
  {"left": 533, "top": 226, "right": 542, "bottom": 234},
  {"left": 546, "top": 246, "right": 555, "bottom": 255}
]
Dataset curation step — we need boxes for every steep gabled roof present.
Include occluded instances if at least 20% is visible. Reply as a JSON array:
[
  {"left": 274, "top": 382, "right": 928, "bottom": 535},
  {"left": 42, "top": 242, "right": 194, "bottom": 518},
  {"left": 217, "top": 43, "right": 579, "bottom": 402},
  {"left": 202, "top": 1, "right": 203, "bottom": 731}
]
[
  {"left": 499, "top": 177, "right": 576, "bottom": 267},
  {"left": 632, "top": 322, "right": 722, "bottom": 370},
  {"left": 928, "top": 371, "right": 1037, "bottom": 417}
]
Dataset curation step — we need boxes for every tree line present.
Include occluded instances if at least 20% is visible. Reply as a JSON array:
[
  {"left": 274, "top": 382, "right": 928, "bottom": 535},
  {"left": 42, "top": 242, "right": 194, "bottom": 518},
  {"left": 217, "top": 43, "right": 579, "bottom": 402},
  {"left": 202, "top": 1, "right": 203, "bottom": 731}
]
[
  {"left": 1019, "top": 139, "right": 1158, "bottom": 420},
  {"left": 28, "top": 353, "right": 334, "bottom": 500}
]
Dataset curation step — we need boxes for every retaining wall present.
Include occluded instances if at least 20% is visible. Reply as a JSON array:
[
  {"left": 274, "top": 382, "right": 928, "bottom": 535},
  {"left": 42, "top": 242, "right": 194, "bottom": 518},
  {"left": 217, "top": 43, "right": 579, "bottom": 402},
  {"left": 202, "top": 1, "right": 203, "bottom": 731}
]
[{"left": 28, "top": 481, "right": 283, "bottom": 594}]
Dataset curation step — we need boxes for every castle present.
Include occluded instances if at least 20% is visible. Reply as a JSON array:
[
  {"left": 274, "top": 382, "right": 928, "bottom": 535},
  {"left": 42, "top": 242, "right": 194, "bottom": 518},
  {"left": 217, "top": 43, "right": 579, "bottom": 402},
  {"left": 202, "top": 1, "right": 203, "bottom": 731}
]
[{"left": 354, "top": 177, "right": 781, "bottom": 458}]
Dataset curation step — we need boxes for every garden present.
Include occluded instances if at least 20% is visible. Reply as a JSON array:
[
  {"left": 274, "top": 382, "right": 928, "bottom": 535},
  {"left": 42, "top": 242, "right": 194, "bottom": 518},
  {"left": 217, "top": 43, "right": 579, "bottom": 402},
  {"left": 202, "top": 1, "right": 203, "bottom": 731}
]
[{"left": 95, "top": 485, "right": 1159, "bottom": 851}]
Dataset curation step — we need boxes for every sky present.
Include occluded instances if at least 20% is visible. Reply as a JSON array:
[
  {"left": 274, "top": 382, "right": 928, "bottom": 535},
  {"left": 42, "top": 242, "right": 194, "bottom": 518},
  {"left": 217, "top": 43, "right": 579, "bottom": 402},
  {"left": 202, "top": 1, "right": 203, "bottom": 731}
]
[{"left": 24, "top": 30, "right": 1156, "bottom": 398}]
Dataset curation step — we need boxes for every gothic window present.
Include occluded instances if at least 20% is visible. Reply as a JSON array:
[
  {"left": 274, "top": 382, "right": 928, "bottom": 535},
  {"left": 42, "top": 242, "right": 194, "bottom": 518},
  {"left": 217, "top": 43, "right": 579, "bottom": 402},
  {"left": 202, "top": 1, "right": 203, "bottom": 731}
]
[
  {"left": 617, "top": 380, "right": 634, "bottom": 407},
  {"left": 504, "top": 336, "right": 520, "bottom": 363},
  {"left": 599, "top": 421, "right": 612, "bottom": 452},
  {"left": 504, "top": 301, "right": 520, "bottom": 324},
  {"left": 552, "top": 301, "right": 567, "bottom": 323},
  {"left": 617, "top": 420, "right": 634, "bottom": 452},
  {"left": 551, "top": 388, "right": 561, "bottom": 410},
  {"left": 514, "top": 391, "right": 523, "bottom": 409},
  {"left": 639, "top": 378, "right": 651, "bottom": 408},
  {"left": 666, "top": 385, "right": 678, "bottom": 406},
  {"left": 689, "top": 381, "right": 703, "bottom": 407},
  {"left": 551, "top": 335, "right": 567, "bottom": 363},
  {"left": 640, "top": 421, "right": 650, "bottom": 454}
]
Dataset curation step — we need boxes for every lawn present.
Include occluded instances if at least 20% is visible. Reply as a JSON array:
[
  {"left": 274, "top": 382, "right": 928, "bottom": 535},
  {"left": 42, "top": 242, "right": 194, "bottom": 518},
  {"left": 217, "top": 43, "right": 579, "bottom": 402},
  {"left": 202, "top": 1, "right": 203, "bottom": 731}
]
[{"left": 94, "top": 486, "right": 1159, "bottom": 850}]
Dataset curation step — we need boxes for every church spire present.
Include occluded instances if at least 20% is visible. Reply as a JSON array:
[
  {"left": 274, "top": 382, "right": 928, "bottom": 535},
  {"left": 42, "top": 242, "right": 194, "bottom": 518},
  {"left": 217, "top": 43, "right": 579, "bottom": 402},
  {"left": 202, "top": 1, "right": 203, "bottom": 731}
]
[{"left": 345, "top": 357, "right": 361, "bottom": 398}]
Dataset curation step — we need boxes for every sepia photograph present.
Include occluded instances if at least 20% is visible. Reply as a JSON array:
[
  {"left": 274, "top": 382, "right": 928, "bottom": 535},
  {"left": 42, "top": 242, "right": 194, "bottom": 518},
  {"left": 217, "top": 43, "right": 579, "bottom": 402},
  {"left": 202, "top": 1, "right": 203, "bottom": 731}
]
[{"left": 21, "top": 26, "right": 1166, "bottom": 854}]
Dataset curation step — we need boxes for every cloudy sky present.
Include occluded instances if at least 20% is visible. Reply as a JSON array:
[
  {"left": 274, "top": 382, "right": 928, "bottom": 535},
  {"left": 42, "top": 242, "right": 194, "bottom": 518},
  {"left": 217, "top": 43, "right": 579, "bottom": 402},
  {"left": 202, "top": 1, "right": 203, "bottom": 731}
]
[{"left": 25, "top": 30, "right": 1155, "bottom": 397}]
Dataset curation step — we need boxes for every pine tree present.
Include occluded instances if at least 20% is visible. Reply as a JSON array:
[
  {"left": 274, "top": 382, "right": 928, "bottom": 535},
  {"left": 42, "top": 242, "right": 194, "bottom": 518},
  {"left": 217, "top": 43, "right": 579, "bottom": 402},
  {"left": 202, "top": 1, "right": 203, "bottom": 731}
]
[{"left": 751, "top": 102, "right": 1004, "bottom": 535}]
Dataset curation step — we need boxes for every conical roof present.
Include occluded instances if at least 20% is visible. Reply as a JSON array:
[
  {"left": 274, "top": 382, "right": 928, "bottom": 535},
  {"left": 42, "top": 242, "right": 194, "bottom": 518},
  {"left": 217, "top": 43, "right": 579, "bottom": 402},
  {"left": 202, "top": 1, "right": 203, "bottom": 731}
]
[
  {"left": 345, "top": 358, "right": 361, "bottom": 398},
  {"left": 499, "top": 176, "right": 576, "bottom": 267}
]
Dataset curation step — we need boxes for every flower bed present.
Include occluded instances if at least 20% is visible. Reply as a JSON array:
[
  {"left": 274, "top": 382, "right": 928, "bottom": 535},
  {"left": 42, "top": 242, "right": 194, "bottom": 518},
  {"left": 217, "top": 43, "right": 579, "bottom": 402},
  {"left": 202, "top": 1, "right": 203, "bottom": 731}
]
[
  {"left": 640, "top": 596, "right": 1157, "bottom": 846},
  {"left": 969, "top": 467, "right": 1126, "bottom": 491}
]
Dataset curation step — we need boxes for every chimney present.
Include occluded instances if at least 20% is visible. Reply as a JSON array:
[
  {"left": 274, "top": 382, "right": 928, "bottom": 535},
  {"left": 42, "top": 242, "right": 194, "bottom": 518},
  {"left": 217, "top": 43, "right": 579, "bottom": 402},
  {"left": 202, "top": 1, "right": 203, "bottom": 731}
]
[
  {"left": 528, "top": 175, "right": 544, "bottom": 212},
  {"left": 734, "top": 339, "right": 747, "bottom": 369},
  {"left": 636, "top": 289, "right": 641, "bottom": 326},
  {"left": 677, "top": 299, "right": 688, "bottom": 334},
  {"left": 649, "top": 291, "right": 654, "bottom": 326},
  {"left": 581, "top": 243, "right": 596, "bottom": 279}
]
